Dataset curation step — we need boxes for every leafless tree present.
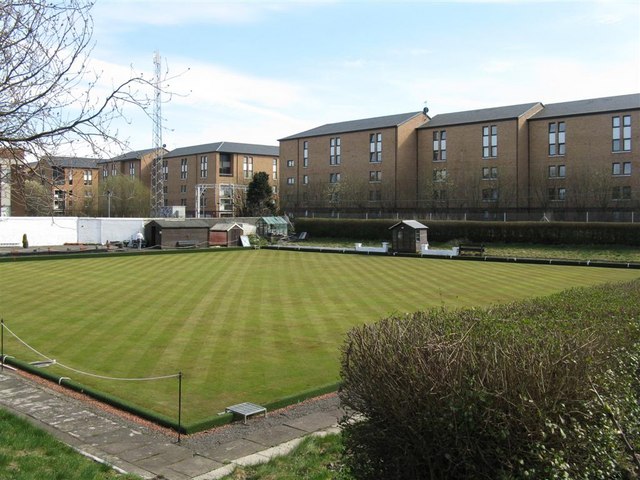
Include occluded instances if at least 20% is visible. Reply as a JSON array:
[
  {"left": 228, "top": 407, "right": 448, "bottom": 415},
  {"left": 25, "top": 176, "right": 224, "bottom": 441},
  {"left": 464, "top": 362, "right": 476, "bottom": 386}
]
[{"left": 0, "top": 0, "right": 158, "bottom": 170}]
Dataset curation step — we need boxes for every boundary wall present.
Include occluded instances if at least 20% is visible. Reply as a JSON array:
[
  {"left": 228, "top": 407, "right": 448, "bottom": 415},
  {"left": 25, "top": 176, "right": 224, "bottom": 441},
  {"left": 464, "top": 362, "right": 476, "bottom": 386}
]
[{"left": 0, "top": 217, "right": 145, "bottom": 247}]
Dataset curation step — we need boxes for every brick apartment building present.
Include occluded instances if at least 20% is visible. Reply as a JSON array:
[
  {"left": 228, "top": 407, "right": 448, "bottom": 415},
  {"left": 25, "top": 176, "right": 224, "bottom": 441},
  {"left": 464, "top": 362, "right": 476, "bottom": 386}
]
[
  {"left": 98, "top": 147, "right": 161, "bottom": 192},
  {"left": 161, "top": 141, "right": 279, "bottom": 217},
  {"left": 279, "top": 111, "right": 428, "bottom": 212},
  {"left": 31, "top": 156, "right": 101, "bottom": 215},
  {"left": 280, "top": 93, "right": 639, "bottom": 220}
]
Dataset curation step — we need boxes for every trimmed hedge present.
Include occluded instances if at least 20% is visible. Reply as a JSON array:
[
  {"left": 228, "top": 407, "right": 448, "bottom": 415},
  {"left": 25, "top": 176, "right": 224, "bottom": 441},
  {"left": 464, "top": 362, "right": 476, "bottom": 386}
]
[
  {"left": 293, "top": 218, "right": 640, "bottom": 245},
  {"left": 339, "top": 280, "right": 640, "bottom": 479}
]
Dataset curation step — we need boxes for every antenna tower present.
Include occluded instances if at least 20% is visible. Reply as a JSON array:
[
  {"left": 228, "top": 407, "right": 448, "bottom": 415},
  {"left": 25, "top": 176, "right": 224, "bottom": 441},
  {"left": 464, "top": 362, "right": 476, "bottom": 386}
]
[{"left": 150, "top": 50, "right": 164, "bottom": 216}]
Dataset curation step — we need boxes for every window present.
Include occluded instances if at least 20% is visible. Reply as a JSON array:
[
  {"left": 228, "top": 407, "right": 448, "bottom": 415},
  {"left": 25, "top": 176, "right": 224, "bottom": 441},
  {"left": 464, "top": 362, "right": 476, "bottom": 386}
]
[
  {"left": 369, "top": 170, "right": 382, "bottom": 182},
  {"left": 102, "top": 165, "right": 108, "bottom": 178},
  {"left": 162, "top": 160, "right": 168, "bottom": 181},
  {"left": 612, "top": 186, "right": 632, "bottom": 200},
  {"left": 52, "top": 166, "right": 64, "bottom": 185},
  {"left": 219, "top": 153, "right": 232, "bottom": 175},
  {"left": 68, "top": 170, "right": 73, "bottom": 185},
  {"left": 163, "top": 186, "right": 168, "bottom": 194},
  {"left": 548, "top": 122, "right": 566, "bottom": 156},
  {"left": 200, "top": 156, "right": 208, "bottom": 178},
  {"left": 287, "top": 160, "right": 295, "bottom": 167},
  {"left": 612, "top": 115, "right": 631, "bottom": 152},
  {"left": 199, "top": 196, "right": 207, "bottom": 208},
  {"left": 54, "top": 190, "right": 65, "bottom": 211},
  {"left": 303, "top": 141, "right": 309, "bottom": 167},
  {"left": 180, "top": 198, "right": 187, "bottom": 206},
  {"left": 220, "top": 198, "right": 233, "bottom": 212},
  {"left": 433, "top": 130, "right": 447, "bottom": 161},
  {"left": 482, "top": 167, "right": 498, "bottom": 179},
  {"left": 287, "top": 177, "right": 295, "bottom": 185},
  {"left": 369, "top": 190, "right": 382, "bottom": 202},
  {"left": 548, "top": 165, "right": 566, "bottom": 178},
  {"left": 482, "top": 188, "right": 499, "bottom": 202},
  {"left": 433, "top": 189, "right": 448, "bottom": 202},
  {"left": 83, "top": 170, "right": 92, "bottom": 185},
  {"left": 243, "top": 156, "right": 253, "bottom": 179},
  {"left": 612, "top": 162, "right": 631, "bottom": 176},
  {"left": 129, "top": 162, "right": 136, "bottom": 176},
  {"left": 180, "top": 158, "right": 188, "bottom": 179},
  {"left": 111, "top": 164, "right": 118, "bottom": 176},
  {"left": 370, "top": 133, "right": 382, "bottom": 162},
  {"left": 180, "top": 185, "right": 187, "bottom": 193},
  {"left": 548, "top": 187, "right": 566, "bottom": 201},
  {"left": 330, "top": 137, "right": 341, "bottom": 165},
  {"left": 433, "top": 168, "right": 447, "bottom": 182},
  {"left": 272, "top": 158, "right": 278, "bottom": 179},
  {"left": 329, "top": 172, "right": 341, "bottom": 183},
  {"left": 303, "top": 175, "right": 309, "bottom": 185},
  {"left": 482, "top": 125, "right": 498, "bottom": 158},
  {"left": 220, "top": 184, "right": 233, "bottom": 197}
]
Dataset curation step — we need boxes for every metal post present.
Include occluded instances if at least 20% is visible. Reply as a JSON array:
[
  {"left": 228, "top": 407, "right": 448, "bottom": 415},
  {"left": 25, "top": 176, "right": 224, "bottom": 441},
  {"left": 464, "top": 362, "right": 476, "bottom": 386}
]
[
  {"left": 177, "top": 371, "right": 182, "bottom": 443},
  {"left": 1, "top": 318, "right": 4, "bottom": 371}
]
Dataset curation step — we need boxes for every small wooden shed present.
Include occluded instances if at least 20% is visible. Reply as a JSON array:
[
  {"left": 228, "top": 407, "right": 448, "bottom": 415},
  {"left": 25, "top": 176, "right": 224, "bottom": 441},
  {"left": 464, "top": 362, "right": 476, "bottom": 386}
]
[
  {"left": 145, "top": 219, "right": 210, "bottom": 249},
  {"left": 389, "top": 220, "right": 429, "bottom": 253},
  {"left": 256, "top": 216, "right": 289, "bottom": 237},
  {"left": 209, "top": 223, "right": 243, "bottom": 247}
]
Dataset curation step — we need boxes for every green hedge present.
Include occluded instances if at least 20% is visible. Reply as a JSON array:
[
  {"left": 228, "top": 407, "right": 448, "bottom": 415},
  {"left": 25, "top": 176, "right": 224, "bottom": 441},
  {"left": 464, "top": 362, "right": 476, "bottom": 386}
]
[
  {"left": 339, "top": 280, "right": 640, "bottom": 479},
  {"left": 293, "top": 218, "right": 640, "bottom": 245}
]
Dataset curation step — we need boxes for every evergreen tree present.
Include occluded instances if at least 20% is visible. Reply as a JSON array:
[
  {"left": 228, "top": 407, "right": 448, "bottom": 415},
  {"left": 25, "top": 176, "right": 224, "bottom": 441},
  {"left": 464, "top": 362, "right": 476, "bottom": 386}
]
[{"left": 245, "top": 172, "right": 276, "bottom": 216}]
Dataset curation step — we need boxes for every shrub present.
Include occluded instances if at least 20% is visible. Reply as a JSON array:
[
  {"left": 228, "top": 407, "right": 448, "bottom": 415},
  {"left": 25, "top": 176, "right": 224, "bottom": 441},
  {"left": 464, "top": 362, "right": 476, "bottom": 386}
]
[
  {"left": 339, "top": 280, "right": 640, "bottom": 479},
  {"left": 292, "top": 218, "right": 640, "bottom": 245}
]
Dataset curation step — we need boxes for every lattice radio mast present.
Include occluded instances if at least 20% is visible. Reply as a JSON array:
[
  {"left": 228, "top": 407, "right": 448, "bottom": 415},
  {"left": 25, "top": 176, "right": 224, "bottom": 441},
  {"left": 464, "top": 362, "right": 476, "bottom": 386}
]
[{"left": 150, "top": 50, "right": 165, "bottom": 216}]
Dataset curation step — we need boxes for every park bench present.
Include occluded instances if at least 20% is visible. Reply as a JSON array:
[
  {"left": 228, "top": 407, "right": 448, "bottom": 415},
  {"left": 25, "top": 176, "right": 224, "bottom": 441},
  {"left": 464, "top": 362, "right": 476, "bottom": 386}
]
[
  {"left": 176, "top": 240, "right": 197, "bottom": 248},
  {"left": 458, "top": 244, "right": 485, "bottom": 256}
]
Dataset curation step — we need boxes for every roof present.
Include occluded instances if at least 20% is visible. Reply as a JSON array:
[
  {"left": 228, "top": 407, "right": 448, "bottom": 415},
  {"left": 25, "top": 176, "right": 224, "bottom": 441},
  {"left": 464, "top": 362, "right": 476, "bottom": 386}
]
[
  {"left": 257, "top": 216, "right": 289, "bottom": 225},
  {"left": 42, "top": 156, "right": 99, "bottom": 169},
  {"left": 280, "top": 111, "right": 426, "bottom": 141},
  {"left": 148, "top": 219, "right": 211, "bottom": 229},
  {"left": 419, "top": 102, "right": 541, "bottom": 129},
  {"left": 211, "top": 222, "right": 242, "bottom": 231},
  {"left": 164, "top": 141, "right": 279, "bottom": 159},
  {"left": 389, "top": 220, "right": 428, "bottom": 230},
  {"left": 98, "top": 148, "right": 163, "bottom": 164},
  {"left": 530, "top": 93, "right": 640, "bottom": 120}
]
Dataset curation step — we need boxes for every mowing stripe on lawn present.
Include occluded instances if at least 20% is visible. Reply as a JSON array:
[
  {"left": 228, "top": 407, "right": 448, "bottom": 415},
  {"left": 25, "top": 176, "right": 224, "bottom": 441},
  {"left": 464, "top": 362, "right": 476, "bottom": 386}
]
[{"left": 1, "top": 249, "right": 637, "bottom": 425}]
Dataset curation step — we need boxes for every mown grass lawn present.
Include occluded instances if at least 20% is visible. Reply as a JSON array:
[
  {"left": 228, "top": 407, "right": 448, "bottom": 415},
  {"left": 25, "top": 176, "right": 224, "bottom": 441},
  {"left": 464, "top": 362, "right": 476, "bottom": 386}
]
[{"left": 0, "top": 249, "right": 637, "bottom": 425}]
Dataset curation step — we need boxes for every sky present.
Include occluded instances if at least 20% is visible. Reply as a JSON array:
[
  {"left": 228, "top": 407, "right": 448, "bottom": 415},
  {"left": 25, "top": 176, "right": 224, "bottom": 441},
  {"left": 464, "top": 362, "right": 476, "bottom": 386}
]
[{"left": 87, "top": 0, "right": 640, "bottom": 154}]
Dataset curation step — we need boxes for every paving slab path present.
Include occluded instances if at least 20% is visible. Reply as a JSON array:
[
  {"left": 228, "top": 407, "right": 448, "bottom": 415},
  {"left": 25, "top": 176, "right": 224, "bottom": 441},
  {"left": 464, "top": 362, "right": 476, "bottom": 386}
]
[{"left": 0, "top": 368, "right": 343, "bottom": 479}]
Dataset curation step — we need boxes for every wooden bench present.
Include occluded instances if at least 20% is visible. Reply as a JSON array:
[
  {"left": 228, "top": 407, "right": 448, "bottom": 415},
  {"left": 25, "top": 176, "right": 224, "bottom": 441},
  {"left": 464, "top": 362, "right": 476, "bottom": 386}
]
[
  {"left": 176, "top": 240, "right": 197, "bottom": 248},
  {"left": 459, "top": 244, "right": 485, "bottom": 256}
]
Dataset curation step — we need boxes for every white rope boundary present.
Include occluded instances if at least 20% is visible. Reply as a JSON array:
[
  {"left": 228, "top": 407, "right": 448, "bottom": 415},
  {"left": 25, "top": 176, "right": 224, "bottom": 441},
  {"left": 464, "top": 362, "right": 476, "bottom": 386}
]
[{"left": 2, "top": 323, "right": 179, "bottom": 381}]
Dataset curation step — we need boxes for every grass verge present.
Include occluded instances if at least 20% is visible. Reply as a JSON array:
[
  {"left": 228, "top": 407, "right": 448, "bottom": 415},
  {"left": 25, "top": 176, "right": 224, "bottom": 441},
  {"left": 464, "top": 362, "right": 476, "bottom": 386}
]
[
  {"left": 220, "top": 433, "right": 351, "bottom": 480},
  {"left": 0, "top": 408, "right": 140, "bottom": 480}
]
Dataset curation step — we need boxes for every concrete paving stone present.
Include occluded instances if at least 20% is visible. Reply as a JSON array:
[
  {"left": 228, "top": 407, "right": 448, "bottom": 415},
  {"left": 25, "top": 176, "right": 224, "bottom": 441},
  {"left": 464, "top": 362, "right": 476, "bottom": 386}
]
[
  {"left": 0, "top": 386, "right": 41, "bottom": 400},
  {"left": 282, "top": 411, "right": 341, "bottom": 433},
  {"left": 87, "top": 426, "right": 145, "bottom": 447},
  {"left": 200, "top": 439, "right": 264, "bottom": 463},
  {"left": 64, "top": 418, "right": 122, "bottom": 439},
  {"left": 97, "top": 437, "right": 155, "bottom": 456},
  {"left": 161, "top": 455, "right": 224, "bottom": 478},
  {"left": 242, "top": 424, "right": 305, "bottom": 448},
  {"left": 151, "top": 467, "right": 192, "bottom": 480},
  {"left": 119, "top": 442, "right": 191, "bottom": 464},
  {"left": 135, "top": 446, "right": 194, "bottom": 471},
  {"left": 48, "top": 409, "right": 96, "bottom": 428},
  {"left": 192, "top": 463, "right": 236, "bottom": 480}
]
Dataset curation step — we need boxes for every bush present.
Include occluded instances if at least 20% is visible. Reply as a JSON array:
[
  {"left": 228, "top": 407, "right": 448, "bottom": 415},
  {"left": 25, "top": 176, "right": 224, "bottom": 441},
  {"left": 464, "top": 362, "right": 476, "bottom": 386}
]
[
  {"left": 292, "top": 218, "right": 640, "bottom": 245},
  {"left": 339, "top": 280, "right": 640, "bottom": 479}
]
